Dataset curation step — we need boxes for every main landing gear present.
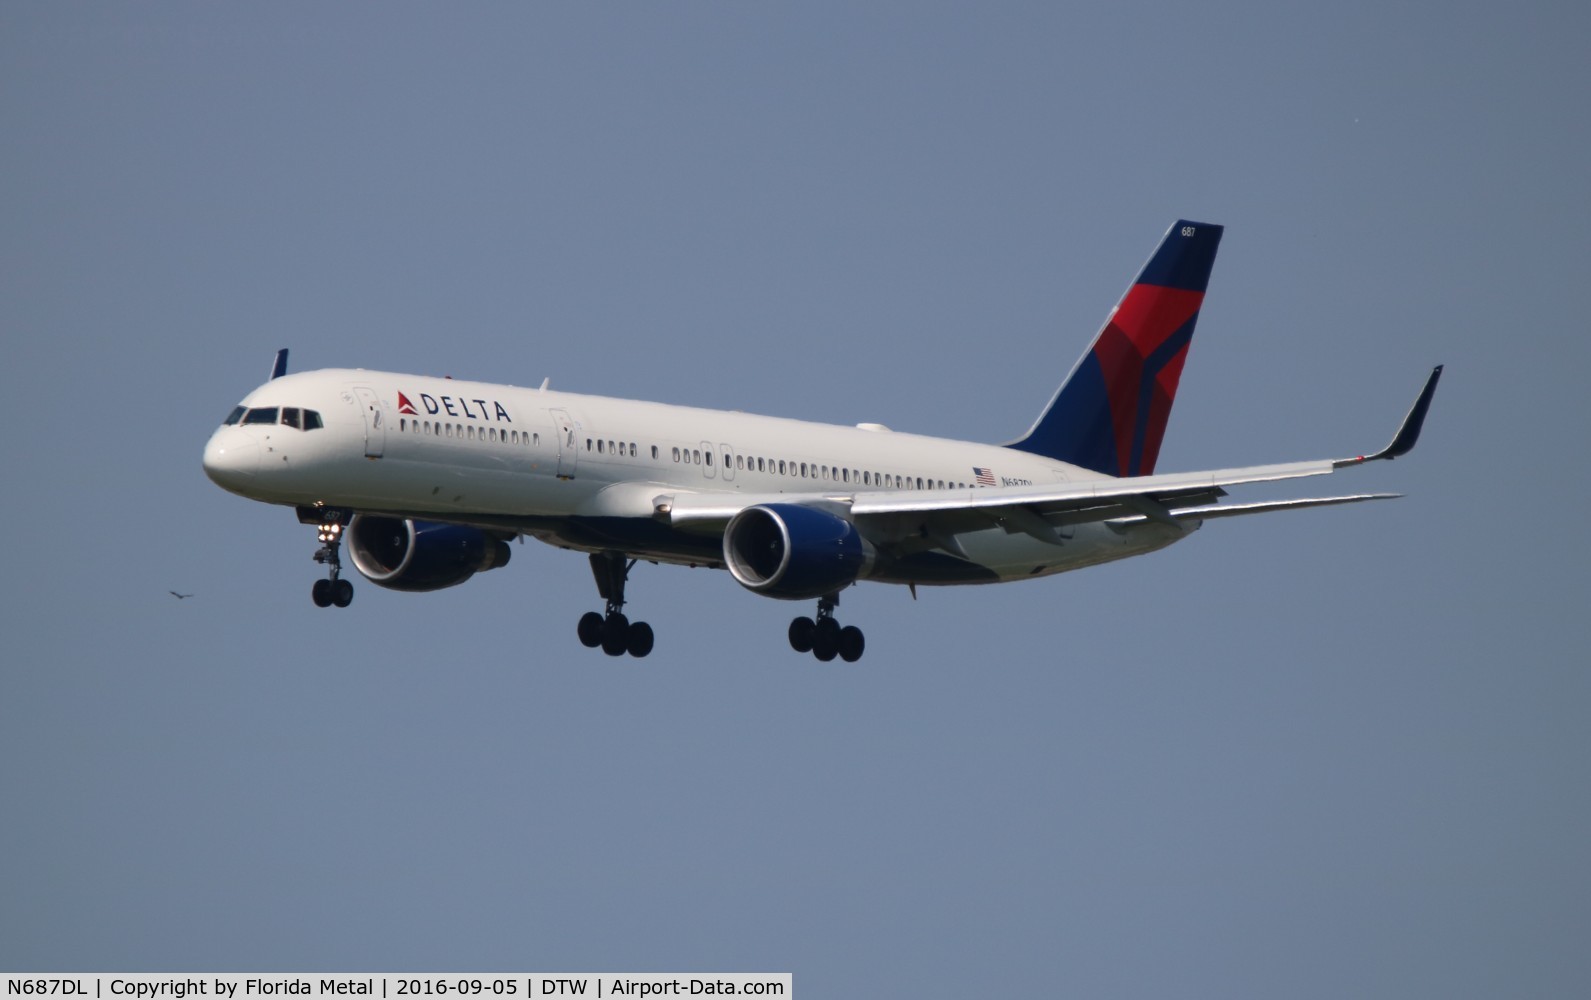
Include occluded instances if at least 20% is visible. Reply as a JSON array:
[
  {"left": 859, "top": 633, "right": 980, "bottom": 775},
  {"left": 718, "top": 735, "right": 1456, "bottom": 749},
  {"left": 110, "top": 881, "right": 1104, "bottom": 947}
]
[
  {"left": 788, "top": 593, "right": 865, "bottom": 662},
  {"left": 577, "top": 551, "right": 654, "bottom": 658},
  {"left": 309, "top": 515, "right": 353, "bottom": 609}
]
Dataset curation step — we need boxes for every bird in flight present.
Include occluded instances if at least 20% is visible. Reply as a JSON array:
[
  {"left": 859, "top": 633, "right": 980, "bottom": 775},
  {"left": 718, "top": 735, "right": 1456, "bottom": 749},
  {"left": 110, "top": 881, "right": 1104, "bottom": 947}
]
[{"left": 169, "top": 591, "right": 193, "bottom": 600}]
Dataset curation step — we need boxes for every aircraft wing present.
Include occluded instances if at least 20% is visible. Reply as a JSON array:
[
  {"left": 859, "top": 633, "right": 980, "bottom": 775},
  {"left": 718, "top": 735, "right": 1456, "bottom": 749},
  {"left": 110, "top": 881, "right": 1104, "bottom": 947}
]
[
  {"left": 656, "top": 366, "right": 1441, "bottom": 543},
  {"left": 660, "top": 459, "right": 1351, "bottom": 537}
]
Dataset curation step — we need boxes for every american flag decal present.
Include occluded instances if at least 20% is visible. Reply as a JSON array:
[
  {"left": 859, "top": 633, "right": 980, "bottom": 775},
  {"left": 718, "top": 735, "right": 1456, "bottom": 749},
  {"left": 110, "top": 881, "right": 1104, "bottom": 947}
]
[{"left": 973, "top": 467, "right": 996, "bottom": 487}]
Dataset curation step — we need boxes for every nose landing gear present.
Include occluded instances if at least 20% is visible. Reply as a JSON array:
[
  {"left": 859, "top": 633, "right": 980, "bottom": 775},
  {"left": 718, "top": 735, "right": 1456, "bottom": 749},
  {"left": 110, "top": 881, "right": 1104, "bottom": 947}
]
[
  {"left": 305, "top": 509, "right": 353, "bottom": 609},
  {"left": 788, "top": 592, "right": 864, "bottom": 662},
  {"left": 577, "top": 551, "right": 653, "bottom": 658}
]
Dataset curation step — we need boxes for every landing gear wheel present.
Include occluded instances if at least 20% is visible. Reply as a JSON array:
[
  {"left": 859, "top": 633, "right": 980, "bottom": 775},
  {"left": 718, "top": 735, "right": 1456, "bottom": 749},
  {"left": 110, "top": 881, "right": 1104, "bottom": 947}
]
[
  {"left": 838, "top": 625, "right": 865, "bottom": 662},
  {"left": 578, "top": 611, "right": 605, "bottom": 648},
  {"left": 788, "top": 616, "right": 816, "bottom": 653},
  {"left": 331, "top": 579, "right": 354, "bottom": 608},
  {"left": 797, "top": 592, "right": 865, "bottom": 662},
  {"left": 600, "top": 612, "right": 631, "bottom": 657},
  {"left": 812, "top": 617, "right": 841, "bottom": 662},
  {"left": 312, "top": 579, "right": 332, "bottom": 608},
  {"left": 626, "top": 621, "right": 654, "bottom": 658}
]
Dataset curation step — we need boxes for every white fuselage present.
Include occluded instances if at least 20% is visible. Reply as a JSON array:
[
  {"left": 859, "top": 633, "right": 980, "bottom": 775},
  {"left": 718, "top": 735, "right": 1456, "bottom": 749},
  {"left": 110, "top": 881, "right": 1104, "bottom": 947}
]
[{"left": 203, "top": 369, "right": 1190, "bottom": 587}]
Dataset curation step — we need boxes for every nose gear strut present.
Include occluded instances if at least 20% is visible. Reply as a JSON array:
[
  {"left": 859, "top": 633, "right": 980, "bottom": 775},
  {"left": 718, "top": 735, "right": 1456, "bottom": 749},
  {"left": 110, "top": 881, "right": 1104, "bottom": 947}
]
[{"left": 300, "top": 505, "right": 354, "bottom": 608}]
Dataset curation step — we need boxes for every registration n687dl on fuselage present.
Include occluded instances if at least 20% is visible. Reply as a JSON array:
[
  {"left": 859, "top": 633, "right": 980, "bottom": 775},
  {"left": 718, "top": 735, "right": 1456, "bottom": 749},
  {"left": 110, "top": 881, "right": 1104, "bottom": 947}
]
[{"left": 203, "top": 220, "right": 1441, "bottom": 662}]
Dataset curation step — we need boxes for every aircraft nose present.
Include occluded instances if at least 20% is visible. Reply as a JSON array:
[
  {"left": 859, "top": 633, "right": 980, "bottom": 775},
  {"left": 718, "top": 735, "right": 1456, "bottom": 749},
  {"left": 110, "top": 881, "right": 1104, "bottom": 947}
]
[{"left": 203, "top": 429, "right": 260, "bottom": 492}]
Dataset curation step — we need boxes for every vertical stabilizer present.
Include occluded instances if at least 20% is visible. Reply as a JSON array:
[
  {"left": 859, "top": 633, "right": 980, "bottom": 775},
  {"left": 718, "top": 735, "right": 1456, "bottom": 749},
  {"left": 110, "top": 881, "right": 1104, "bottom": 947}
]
[{"left": 1009, "top": 220, "right": 1223, "bottom": 477}]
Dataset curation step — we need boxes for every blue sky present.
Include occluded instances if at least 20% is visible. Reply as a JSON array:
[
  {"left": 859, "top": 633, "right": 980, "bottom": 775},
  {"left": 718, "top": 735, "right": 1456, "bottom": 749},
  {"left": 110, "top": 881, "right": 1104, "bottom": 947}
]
[{"left": 3, "top": 3, "right": 1588, "bottom": 996}]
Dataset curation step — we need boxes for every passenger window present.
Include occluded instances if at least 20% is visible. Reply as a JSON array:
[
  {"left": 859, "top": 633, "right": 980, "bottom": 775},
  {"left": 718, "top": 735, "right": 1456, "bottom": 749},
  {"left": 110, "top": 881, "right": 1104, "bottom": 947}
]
[
  {"left": 651, "top": 446, "right": 659, "bottom": 460},
  {"left": 224, "top": 405, "right": 246, "bottom": 425},
  {"left": 631, "top": 443, "right": 638, "bottom": 458},
  {"left": 672, "top": 447, "right": 681, "bottom": 462},
  {"left": 243, "top": 407, "right": 278, "bottom": 425},
  {"left": 706, "top": 451, "right": 713, "bottom": 466}
]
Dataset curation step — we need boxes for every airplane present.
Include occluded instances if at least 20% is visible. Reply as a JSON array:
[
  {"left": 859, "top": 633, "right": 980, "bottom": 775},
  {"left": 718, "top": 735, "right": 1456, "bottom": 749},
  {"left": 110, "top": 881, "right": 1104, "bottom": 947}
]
[{"left": 203, "top": 219, "right": 1441, "bottom": 662}]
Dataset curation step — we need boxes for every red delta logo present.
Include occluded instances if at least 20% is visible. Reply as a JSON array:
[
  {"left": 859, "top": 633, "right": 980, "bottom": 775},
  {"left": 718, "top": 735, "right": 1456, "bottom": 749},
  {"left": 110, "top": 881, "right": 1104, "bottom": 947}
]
[{"left": 397, "top": 392, "right": 418, "bottom": 415}]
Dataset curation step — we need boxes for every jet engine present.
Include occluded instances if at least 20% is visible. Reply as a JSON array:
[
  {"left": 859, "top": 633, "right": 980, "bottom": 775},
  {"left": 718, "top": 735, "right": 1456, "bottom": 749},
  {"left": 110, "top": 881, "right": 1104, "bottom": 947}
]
[
  {"left": 347, "top": 515, "right": 512, "bottom": 592},
  {"left": 723, "top": 504, "right": 873, "bottom": 600}
]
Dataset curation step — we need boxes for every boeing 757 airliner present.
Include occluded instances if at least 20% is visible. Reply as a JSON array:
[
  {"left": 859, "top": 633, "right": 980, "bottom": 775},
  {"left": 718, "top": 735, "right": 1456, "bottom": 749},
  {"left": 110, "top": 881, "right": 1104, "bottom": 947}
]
[{"left": 203, "top": 220, "right": 1441, "bottom": 661}]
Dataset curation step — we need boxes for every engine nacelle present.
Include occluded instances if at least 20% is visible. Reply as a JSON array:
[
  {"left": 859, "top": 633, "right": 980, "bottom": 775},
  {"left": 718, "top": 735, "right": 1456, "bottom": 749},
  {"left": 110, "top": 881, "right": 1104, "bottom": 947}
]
[
  {"left": 723, "top": 504, "right": 872, "bottom": 600},
  {"left": 347, "top": 515, "right": 512, "bottom": 592}
]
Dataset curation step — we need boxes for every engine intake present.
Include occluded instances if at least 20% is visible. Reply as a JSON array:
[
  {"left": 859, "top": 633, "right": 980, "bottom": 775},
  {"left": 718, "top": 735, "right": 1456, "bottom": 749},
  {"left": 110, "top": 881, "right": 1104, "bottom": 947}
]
[
  {"left": 723, "top": 504, "right": 872, "bottom": 600},
  {"left": 347, "top": 515, "right": 511, "bottom": 592}
]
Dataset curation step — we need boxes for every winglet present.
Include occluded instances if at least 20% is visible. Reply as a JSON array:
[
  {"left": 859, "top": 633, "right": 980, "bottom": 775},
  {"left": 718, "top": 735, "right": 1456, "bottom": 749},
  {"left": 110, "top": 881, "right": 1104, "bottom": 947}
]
[
  {"left": 270, "top": 348, "right": 290, "bottom": 381},
  {"left": 1335, "top": 365, "right": 1443, "bottom": 467}
]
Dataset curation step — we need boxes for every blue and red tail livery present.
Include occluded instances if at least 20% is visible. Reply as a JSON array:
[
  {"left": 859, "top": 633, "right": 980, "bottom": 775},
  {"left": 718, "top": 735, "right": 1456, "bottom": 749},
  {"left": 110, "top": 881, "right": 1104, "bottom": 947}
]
[{"left": 1010, "top": 220, "right": 1224, "bottom": 477}]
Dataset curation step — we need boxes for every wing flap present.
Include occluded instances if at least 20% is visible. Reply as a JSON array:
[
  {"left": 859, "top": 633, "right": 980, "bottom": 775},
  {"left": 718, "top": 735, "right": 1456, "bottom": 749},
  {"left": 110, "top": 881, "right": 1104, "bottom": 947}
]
[{"left": 1107, "top": 493, "right": 1401, "bottom": 525}]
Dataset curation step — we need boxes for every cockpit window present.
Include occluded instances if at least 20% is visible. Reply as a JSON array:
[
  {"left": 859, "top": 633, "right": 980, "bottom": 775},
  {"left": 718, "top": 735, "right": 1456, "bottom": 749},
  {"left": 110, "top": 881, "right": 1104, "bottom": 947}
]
[{"left": 229, "top": 405, "right": 320, "bottom": 429}]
